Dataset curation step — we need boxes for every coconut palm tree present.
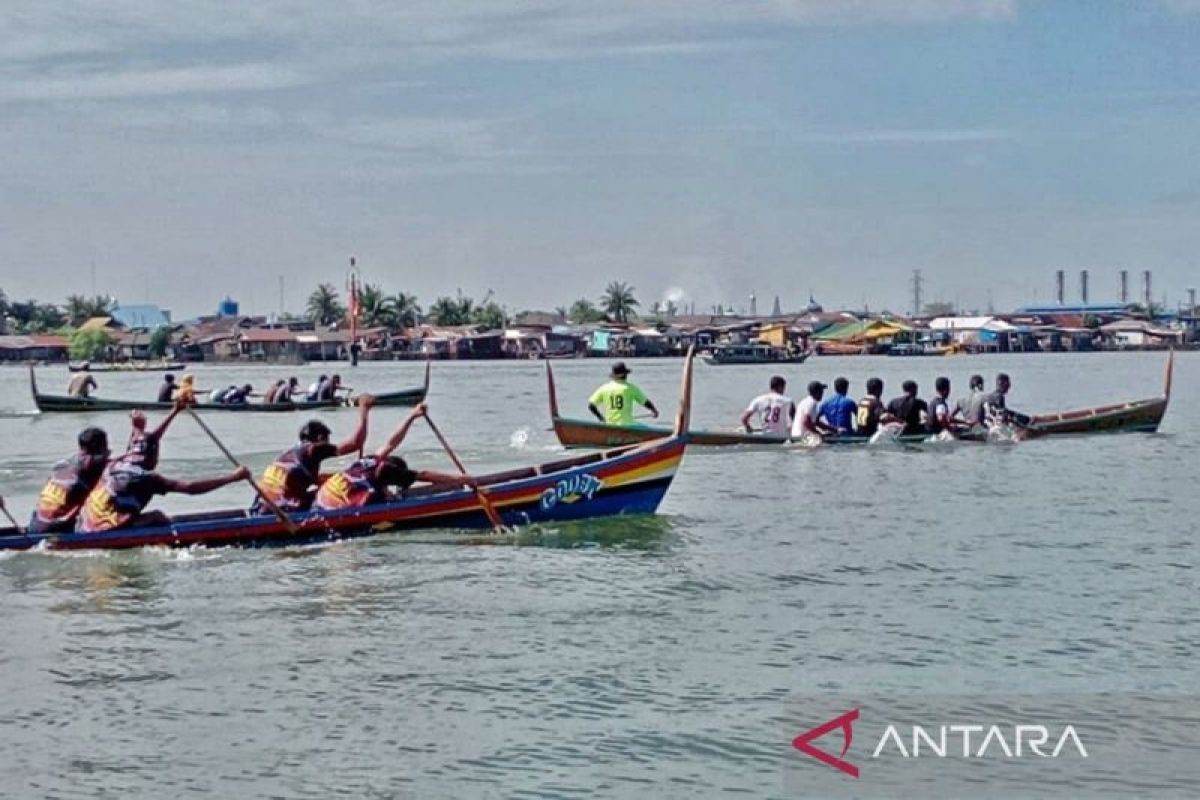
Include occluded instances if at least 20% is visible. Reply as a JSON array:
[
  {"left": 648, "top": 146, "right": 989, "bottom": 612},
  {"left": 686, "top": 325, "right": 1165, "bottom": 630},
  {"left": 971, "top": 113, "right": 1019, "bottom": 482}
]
[
  {"left": 390, "top": 293, "right": 422, "bottom": 328},
  {"left": 428, "top": 296, "right": 466, "bottom": 326},
  {"left": 357, "top": 283, "right": 395, "bottom": 327},
  {"left": 601, "top": 281, "right": 639, "bottom": 323},
  {"left": 65, "top": 294, "right": 113, "bottom": 327},
  {"left": 569, "top": 298, "right": 605, "bottom": 324},
  {"left": 306, "top": 283, "right": 345, "bottom": 326}
]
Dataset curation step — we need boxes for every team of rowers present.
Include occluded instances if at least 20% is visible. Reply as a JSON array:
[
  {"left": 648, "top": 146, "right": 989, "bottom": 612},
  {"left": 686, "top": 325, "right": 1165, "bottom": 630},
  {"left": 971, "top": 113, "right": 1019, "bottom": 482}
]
[
  {"left": 66, "top": 366, "right": 353, "bottom": 407},
  {"left": 23, "top": 398, "right": 476, "bottom": 536},
  {"left": 585, "top": 360, "right": 1015, "bottom": 440}
]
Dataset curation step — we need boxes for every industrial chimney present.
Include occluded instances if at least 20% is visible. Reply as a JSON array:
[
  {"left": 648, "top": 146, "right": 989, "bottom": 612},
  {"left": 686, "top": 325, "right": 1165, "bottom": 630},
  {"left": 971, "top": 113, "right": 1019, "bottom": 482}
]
[
  {"left": 1189, "top": 288, "right": 1196, "bottom": 314},
  {"left": 1119, "top": 270, "right": 1128, "bottom": 304},
  {"left": 1079, "top": 270, "right": 1089, "bottom": 305},
  {"left": 1055, "top": 270, "right": 1065, "bottom": 305},
  {"left": 1142, "top": 270, "right": 1152, "bottom": 310}
]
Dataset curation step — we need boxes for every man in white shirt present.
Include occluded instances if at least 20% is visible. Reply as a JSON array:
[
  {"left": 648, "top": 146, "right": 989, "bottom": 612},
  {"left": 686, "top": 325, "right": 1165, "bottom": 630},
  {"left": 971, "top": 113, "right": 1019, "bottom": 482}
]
[
  {"left": 791, "top": 380, "right": 836, "bottom": 441},
  {"left": 741, "top": 375, "right": 795, "bottom": 435}
]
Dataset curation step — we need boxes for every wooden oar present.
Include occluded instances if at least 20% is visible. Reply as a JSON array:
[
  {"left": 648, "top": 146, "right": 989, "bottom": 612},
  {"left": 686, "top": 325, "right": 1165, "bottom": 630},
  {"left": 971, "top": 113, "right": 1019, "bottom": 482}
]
[
  {"left": 0, "top": 495, "right": 23, "bottom": 533},
  {"left": 422, "top": 413, "right": 505, "bottom": 532},
  {"left": 184, "top": 407, "right": 300, "bottom": 535}
]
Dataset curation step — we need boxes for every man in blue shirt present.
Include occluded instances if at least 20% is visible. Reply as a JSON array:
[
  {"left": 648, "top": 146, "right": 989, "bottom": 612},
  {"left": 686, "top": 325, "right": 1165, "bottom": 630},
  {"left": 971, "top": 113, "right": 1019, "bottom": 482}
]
[{"left": 818, "top": 376, "right": 856, "bottom": 435}]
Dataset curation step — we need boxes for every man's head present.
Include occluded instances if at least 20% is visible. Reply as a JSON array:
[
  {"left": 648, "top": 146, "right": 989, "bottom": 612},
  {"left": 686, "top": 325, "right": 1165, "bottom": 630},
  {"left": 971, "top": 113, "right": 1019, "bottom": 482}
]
[
  {"left": 130, "top": 410, "right": 147, "bottom": 430},
  {"left": 833, "top": 376, "right": 849, "bottom": 395},
  {"left": 241, "top": 384, "right": 252, "bottom": 393},
  {"left": 866, "top": 377, "right": 884, "bottom": 397},
  {"left": 610, "top": 362, "right": 630, "bottom": 380},
  {"left": 375, "top": 455, "right": 419, "bottom": 490},
  {"left": 996, "top": 373, "right": 1011, "bottom": 394},
  {"left": 331, "top": 374, "right": 341, "bottom": 385},
  {"left": 969, "top": 374, "right": 984, "bottom": 391},
  {"left": 78, "top": 426, "right": 109, "bottom": 457},
  {"left": 288, "top": 377, "right": 299, "bottom": 387},
  {"left": 935, "top": 376, "right": 951, "bottom": 397},
  {"left": 769, "top": 375, "right": 786, "bottom": 393},
  {"left": 163, "top": 374, "right": 175, "bottom": 384},
  {"left": 902, "top": 380, "right": 918, "bottom": 397},
  {"left": 807, "top": 380, "right": 827, "bottom": 400},
  {"left": 299, "top": 419, "right": 332, "bottom": 443},
  {"left": 180, "top": 374, "right": 194, "bottom": 386}
]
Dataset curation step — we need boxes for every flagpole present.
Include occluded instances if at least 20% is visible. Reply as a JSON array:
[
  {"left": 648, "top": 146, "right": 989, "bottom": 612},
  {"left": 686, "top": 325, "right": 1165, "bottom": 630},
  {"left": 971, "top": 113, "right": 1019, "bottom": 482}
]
[{"left": 348, "top": 256, "right": 360, "bottom": 367}]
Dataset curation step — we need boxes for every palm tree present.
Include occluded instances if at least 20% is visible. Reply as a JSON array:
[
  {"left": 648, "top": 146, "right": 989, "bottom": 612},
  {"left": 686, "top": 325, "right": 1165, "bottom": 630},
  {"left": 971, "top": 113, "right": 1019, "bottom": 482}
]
[
  {"left": 390, "top": 292, "right": 422, "bottom": 328},
  {"left": 65, "top": 294, "right": 112, "bottom": 327},
  {"left": 428, "top": 296, "right": 466, "bottom": 326},
  {"left": 357, "top": 283, "right": 395, "bottom": 327},
  {"left": 569, "top": 298, "right": 605, "bottom": 324},
  {"left": 601, "top": 281, "right": 639, "bottom": 323},
  {"left": 306, "top": 283, "right": 345, "bottom": 327},
  {"left": 554, "top": 305, "right": 568, "bottom": 320}
]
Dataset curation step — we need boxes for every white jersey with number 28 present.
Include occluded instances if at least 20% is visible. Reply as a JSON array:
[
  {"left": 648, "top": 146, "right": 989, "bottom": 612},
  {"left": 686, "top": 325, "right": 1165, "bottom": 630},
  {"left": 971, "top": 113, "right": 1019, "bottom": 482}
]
[{"left": 746, "top": 392, "right": 794, "bottom": 434}]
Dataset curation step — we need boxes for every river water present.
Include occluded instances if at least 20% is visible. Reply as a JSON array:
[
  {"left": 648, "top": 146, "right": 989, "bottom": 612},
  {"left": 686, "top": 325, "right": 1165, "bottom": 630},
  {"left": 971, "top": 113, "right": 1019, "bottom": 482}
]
[{"left": 0, "top": 353, "right": 1195, "bottom": 798}]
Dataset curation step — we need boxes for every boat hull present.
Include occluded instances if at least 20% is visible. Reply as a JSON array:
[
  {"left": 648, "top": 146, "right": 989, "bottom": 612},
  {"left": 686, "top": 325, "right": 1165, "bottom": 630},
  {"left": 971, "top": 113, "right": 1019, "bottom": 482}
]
[{"left": 0, "top": 437, "right": 686, "bottom": 551}]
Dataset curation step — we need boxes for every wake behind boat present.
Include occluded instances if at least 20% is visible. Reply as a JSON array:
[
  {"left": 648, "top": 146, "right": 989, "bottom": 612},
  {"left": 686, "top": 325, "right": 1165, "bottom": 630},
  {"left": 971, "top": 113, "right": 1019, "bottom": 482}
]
[
  {"left": 548, "top": 353, "right": 1172, "bottom": 448},
  {"left": 29, "top": 364, "right": 430, "bottom": 413}
]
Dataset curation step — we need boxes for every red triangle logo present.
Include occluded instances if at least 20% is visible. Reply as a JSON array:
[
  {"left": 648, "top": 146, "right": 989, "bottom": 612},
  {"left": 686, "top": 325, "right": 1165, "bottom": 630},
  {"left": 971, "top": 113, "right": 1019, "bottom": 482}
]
[{"left": 792, "top": 708, "right": 860, "bottom": 778}]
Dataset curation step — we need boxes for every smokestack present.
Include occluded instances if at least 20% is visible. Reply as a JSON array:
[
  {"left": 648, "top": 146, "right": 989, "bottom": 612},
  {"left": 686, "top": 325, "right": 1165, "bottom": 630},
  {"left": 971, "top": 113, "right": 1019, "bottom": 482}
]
[
  {"left": 1119, "top": 270, "right": 1128, "bottom": 304},
  {"left": 1079, "top": 269, "right": 1089, "bottom": 305},
  {"left": 1189, "top": 288, "right": 1196, "bottom": 313},
  {"left": 1142, "top": 270, "right": 1152, "bottom": 310},
  {"left": 1055, "top": 270, "right": 1065, "bottom": 305}
]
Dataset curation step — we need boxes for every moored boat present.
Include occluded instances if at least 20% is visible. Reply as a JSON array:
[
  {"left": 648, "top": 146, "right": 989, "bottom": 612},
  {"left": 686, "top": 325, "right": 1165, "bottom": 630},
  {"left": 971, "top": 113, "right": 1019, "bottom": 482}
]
[
  {"left": 548, "top": 352, "right": 1173, "bottom": 448},
  {"left": 701, "top": 343, "right": 810, "bottom": 365},
  {"left": 68, "top": 361, "right": 184, "bottom": 372},
  {"left": 29, "top": 363, "right": 430, "bottom": 413}
]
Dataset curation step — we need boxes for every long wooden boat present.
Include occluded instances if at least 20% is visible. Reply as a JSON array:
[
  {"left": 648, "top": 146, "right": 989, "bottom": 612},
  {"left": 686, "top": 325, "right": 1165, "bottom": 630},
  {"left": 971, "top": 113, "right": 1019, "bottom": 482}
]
[
  {"left": 701, "top": 344, "right": 810, "bottom": 365},
  {"left": 29, "top": 363, "right": 430, "bottom": 413},
  {"left": 548, "top": 352, "right": 1173, "bottom": 448},
  {"left": 0, "top": 353, "right": 695, "bottom": 551},
  {"left": 68, "top": 361, "right": 184, "bottom": 372}
]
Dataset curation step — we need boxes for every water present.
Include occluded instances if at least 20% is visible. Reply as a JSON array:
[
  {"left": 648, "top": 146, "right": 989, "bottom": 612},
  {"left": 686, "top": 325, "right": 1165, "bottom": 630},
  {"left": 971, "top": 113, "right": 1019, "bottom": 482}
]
[{"left": 0, "top": 353, "right": 1195, "bottom": 798}]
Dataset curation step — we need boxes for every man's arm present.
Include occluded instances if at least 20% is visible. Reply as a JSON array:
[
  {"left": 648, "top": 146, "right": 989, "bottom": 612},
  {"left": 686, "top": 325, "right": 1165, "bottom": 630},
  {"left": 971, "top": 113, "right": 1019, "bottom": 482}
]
[
  {"left": 588, "top": 403, "right": 605, "bottom": 423},
  {"left": 336, "top": 395, "right": 375, "bottom": 455},
  {"left": 161, "top": 466, "right": 249, "bottom": 495},
  {"left": 740, "top": 407, "right": 756, "bottom": 433},
  {"left": 642, "top": 400, "right": 659, "bottom": 418},
  {"left": 374, "top": 403, "right": 427, "bottom": 460},
  {"left": 149, "top": 406, "right": 184, "bottom": 440}
]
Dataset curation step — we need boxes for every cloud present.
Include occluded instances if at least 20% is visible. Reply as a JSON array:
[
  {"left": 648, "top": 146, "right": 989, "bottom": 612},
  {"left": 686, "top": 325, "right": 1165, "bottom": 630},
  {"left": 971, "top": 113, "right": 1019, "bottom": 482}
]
[
  {"left": 0, "top": 63, "right": 307, "bottom": 101},
  {"left": 796, "top": 128, "right": 1016, "bottom": 144}
]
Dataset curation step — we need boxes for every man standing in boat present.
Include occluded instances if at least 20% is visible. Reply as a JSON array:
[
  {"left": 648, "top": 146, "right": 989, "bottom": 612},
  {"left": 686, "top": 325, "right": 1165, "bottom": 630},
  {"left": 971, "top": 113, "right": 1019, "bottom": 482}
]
[
  {"left": 315, "top": 403, "right": 474, "bottom": 510},
  {"left": 28, "top": 426, "right": 110, "bottom": 534},
  {"left": 252, "top": 395, "right": 375, "bottom": 514},
  {"left": 67, "top": 364, "right": 97, "bottom": 398},
  {"left": 588, "top": 362, "right": 659, "bottom": 426},
  {"left": 741, "top": 375, "right": 794, "bottom": 435}
]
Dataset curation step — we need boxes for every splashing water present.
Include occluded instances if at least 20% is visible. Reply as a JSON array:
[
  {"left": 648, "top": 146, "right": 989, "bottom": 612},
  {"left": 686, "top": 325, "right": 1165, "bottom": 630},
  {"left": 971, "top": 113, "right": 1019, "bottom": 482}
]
[{"left": 509, "top": 428, "right": 530, "bottom": 449}]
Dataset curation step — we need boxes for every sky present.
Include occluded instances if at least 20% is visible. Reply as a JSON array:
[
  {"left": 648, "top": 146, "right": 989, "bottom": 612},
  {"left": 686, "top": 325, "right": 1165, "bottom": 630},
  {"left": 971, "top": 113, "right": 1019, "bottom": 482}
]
[{"left": 2, "top": 1, "right": 1199, "bottom": 320}]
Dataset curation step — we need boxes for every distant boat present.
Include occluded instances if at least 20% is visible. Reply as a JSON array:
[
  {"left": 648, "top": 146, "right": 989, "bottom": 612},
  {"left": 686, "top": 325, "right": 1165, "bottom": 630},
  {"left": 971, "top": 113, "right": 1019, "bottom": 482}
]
[
  {"left": 701, "top": 344, "right": 810, "bottom": 365},
  {"left": 68, "top": 361, "right": 184, "bottom": 372}
]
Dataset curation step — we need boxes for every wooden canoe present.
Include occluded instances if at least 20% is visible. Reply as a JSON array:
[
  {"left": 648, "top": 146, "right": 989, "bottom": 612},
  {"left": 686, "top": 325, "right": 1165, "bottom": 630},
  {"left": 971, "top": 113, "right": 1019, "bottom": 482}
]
[
  {"left": 0, "top": 351, "right": 696, "bottom": 551},
  {"left": 30, "top": 363, "right": 430, "bottom": 413},
  {"left": 547, "top": 352, "right": 1172, "bottom": 448}
]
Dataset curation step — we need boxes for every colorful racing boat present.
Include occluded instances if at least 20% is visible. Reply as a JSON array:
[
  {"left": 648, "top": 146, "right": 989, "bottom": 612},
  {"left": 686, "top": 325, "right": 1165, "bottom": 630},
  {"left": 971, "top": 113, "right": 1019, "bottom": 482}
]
[
  {"left": 29, "top": 363, "right": 430, "bottom": 413},
  {"left": 0, "top": 355, "right": 696, "bottom": 551}
]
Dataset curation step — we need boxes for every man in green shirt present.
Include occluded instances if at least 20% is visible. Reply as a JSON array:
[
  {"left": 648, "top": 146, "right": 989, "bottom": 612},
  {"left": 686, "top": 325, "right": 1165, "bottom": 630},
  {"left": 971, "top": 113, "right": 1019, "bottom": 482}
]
[{"left": 588, "top": 362, "right": 659, "bottom": 426}]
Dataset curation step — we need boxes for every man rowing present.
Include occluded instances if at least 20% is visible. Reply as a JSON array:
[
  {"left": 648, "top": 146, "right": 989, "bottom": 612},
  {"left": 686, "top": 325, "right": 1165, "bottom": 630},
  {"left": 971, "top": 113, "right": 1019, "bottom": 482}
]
[
  {"left": 741, "top": 375, "right": 795, "bottom": 435},
  {"left": 315, "top": 403, "right": 473, "bottom": 510},
  {"left": 76, "top": 461, "right": 249, "bottom": 533},
  {"left": 955, "top": 374, "right": 987, "bottom": 428},
  {"left": 791, "top": 380, "right": 836, "bottom": 442},
  {"left": 28, "top": 426, "right": 111, "bottom": 534},
  {"left": 928, "top": 377, "right": 954, "bottom": 437},
  {"left": 67, "top": 364, "right": 97, "bottom": 398},
  {"left": 818, "top": 376, "right": 856, "bottom": 435},
  {"left": 251, "top": 395, "right": 375, "bottom": 514},
  {"left": 123, "top": 408, "right": 182, "bottom": 471},
  {"left": 157, "top": 374, "right": 177, "bottom": 403},
  {"left": 855, "top": 377, "right": 886, "bottom": 437},
  {"left": 316, "top": 374, "right": 343, "bottom": 402},
  {"left": 884, "top": 380, "right": 929, "bottom": 436},
  {"left": 588, "top": 362, "right": 658, "bottom": 425},
  {"left": 984, "top": 373, "right": 1012, "bottom": 425}
]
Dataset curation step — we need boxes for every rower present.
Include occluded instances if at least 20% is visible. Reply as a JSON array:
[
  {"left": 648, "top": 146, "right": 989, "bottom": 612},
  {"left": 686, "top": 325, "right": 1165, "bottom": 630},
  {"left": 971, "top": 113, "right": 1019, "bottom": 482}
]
[
  {"left": 67, "top": 364, "right": 97, "bottom": 398},
  {"left": 251, "top": 395, "right": 375, "bottom": 514},
  {"left": 791, "top": 380, "right": 835, "bottom": 441},
  {"left": 122, "top": 407, "right": 182, "bottom": 471},
  {"left": 177, "top": 374, "right": 198, "bottom": 406},
  {"left": 263, "top": 379, "right": 285, "bottom": 404},
  {"left": 855, "top": 377, "right": 886, "bottom": 436},
  {"left": 28, "top": 426, "right": 111, "bottom": 534},
  {"left": 315, "top": 403, "right": 473, "bottom": 510},
  {"left": 222, "top": 384, "right": 253, "bottom": 405},
  {"left": 818, "top": 376, "right": 856, "bottom": 435},
  {"left": 588, "top": 362, "right": 658, "bottom": 426},
  {"left": 306, "top": 375, "right": 327, "bottom": 402},
  {"left": 316, "top": 374, "right": 342, "bottom": 402},
  {"left": 928, "top": 377, "right": 954, "bottom": 436},
  {"left": 76, "top": 462, "right": 248, "bottom": 534},
  {"left": 741, "top": 375, "right": 795, "bottom": 435},
  {"left": 955, "top": 374, "right": 986, "bottom": 428},
  {"left": 276, "top": 377, "right": 300, "bottom": 403},
  {"left": 983, "top": 373, "right": 1012, "bottom": 425},
  {"left": 885, "top": 380, "right": 930, "bottom": 436},
  {"left": 157, "top": 374, "right": 177, "bottom": 403}
]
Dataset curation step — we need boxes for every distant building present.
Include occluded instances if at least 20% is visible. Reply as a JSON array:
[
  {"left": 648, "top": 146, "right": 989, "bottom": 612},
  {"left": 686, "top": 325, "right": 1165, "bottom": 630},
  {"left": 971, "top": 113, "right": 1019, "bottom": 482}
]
[
  {"left": 218, "top": 297, "right": 240, "bottom": 317},
  {"left": 110, "top": 303, "right": 171, "bottom": 330}
]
